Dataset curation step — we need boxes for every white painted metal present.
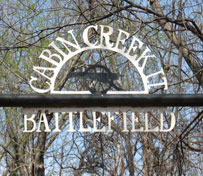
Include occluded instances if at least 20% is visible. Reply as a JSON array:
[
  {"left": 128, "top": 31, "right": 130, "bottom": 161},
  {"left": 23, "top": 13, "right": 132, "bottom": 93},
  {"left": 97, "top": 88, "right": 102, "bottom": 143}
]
[
  {"left": 29, "top": 25, "right": 168, "bottom": 94},
  {"left": 23, "top": 107, "right": 175, "bottom": 133}
]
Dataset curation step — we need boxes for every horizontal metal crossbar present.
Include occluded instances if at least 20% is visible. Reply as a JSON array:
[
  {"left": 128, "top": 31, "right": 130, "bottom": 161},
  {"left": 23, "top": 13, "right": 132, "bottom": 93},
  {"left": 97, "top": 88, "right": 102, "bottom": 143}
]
[{"left": 0, "top": 94, "right": 202, "bottom": 108}]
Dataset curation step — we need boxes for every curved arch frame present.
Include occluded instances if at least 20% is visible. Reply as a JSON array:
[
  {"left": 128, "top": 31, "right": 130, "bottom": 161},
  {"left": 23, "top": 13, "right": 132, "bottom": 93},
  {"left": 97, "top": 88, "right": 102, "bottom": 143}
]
[
  {"left": 29, "top": 25, "right": 168, "bottom": 95},
  {"left": 51, "top": 46, "right": 149, "bottom": 94}
]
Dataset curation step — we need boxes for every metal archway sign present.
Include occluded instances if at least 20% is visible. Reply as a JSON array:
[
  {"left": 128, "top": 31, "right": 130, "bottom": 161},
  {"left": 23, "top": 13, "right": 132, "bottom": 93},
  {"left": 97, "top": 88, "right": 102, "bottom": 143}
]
[
  {"left": 29, "top": 25, "right": 168, "bottom": 94},
  {"left": 1, "top": 25, "right": 202, "bottom": 133}
]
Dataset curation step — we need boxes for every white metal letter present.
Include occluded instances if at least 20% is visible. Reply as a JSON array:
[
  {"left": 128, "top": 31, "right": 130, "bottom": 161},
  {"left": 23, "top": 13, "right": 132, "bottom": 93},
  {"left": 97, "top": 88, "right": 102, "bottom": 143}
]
[
  {"left": 131, "top": 112, "right": 144, "bottom": 132},
  {"left": 114, "top": 29, "right": 130, "bottom": 53},
  {"left": 108, "top": 112, "right": 114, "bottom": 132},
  {"left": 160, "top": 112, "right": 176, "bottom": 132},
  {"left": 79, "top": 112, "right": 91, "bottom": 132},
  {"left": 39, "top": 49, "right": 62, "bottom": 66},
  {"left": 122, "top": 112, "right": 129, "bottom": 132},
  {"left": 126, "top": 36, "right": 143, "bottom": 56},
  {"left": 29, "top": 76, "right": 50, "bottom": 93},
  {"left": 83, "top": 25, "right": 98, "bottom": 47},
  {"left": 145, "top": 112, "right": 159, "bottom": 132},
  {"left": 53, "top": 112, "right": 61, "bottom": 132},
  {"left": 56, "top": 30, "right": 80, "bottom": 53},
  {"left": 36, "top": 113, "right": 51, "bottom": 132},
  {"left": 68, "top": 112, "right": 76, "bottom": 132},
  {"left": 93, "top": 112, "right": 105, "bottom": 132},
  {"left": 23, "top": 114, "right": 36, "bottom": 132},
  {"left": 100, "top": 25, "right": 114, "bottom": 48}
]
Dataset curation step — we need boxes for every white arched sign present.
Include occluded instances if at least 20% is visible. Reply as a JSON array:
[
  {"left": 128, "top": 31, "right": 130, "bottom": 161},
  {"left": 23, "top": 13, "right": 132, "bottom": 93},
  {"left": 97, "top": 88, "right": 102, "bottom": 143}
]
[
  {"left": 24, "top": 25, "right": 174, "bottom": 133},
  {"left": 29, "top": 25, "right": 168, "bottom": 94}
]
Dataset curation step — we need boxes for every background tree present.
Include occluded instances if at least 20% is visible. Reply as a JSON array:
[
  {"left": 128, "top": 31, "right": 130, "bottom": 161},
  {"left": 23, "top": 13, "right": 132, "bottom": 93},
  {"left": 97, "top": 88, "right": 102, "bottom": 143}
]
[{"left": 0, "top": 0, "right": 202, "bottom": 175}]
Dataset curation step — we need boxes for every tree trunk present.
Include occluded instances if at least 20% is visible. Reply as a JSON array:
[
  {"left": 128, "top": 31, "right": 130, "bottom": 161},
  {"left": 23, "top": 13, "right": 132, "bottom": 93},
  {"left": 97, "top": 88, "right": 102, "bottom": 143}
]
[
  {"left": 126, "top": 135, "right": 135, "bottom": 176},
  {"left": 149, "top": 0, "right": 203, "bottom": 86},
  {"left": 33, "top": 131, "right": 46, "bottom": 176}
]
